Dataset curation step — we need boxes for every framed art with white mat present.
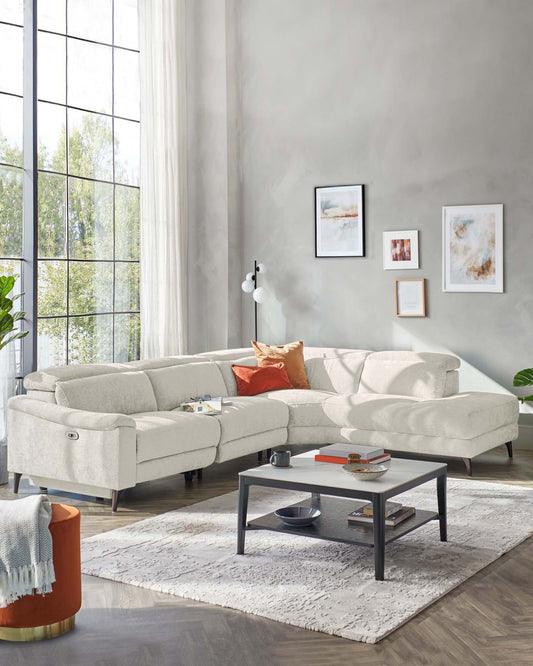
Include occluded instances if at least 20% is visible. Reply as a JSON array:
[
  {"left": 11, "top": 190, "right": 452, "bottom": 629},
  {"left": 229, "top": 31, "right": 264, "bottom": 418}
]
[
  {"left": 442, "top": 204, "right": 503, "bottom": 292},
  {"left": 395, "top": 278, "right": 426, "bottom": 317},
  {"left": 315, "top": 185, "right": 364, "bottom": 257},
  {"left": 383, "top": 230, "right": 419, "bottom": 269}
]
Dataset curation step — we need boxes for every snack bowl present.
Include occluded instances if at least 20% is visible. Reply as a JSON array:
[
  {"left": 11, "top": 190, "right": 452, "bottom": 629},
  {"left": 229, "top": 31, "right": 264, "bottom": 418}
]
[
  {"left": 274, "top": 506, "right": 321, "bottom": 527},
  {"left": 342, "top": 461, "right": 390, "bottom": 481}
]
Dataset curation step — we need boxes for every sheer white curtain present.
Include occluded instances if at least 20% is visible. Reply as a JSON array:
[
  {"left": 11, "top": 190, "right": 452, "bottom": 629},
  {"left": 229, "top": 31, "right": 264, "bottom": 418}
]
[{"left": 139, "top": 0, "right": 188, "bottom": 358}]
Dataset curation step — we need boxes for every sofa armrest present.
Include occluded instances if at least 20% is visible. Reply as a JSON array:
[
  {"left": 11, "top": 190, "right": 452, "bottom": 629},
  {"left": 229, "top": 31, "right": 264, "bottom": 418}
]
[
  {"left": 7, "top": 396, "right": 137, "bottom": 492},
  {"left": 8, "top": 396, "right": 135, "bottom": 431}
]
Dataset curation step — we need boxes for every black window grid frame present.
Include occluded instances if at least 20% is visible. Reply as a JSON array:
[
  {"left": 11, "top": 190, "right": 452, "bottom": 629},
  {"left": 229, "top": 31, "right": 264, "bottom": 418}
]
[{"left": 0, "top": 1, "right": 140, "bottom": 373}]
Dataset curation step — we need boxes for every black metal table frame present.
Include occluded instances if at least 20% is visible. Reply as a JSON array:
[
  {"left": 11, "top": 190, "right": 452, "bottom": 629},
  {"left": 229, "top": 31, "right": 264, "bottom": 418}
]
[{"left": 237, "top": 467, "right": 447, "bottom": 581}]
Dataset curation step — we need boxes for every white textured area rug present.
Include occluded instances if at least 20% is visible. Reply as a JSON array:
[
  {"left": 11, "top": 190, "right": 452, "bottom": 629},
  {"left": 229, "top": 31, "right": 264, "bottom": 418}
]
[{"left": 82, "top": 479, "right": 533, "bottom": 643}]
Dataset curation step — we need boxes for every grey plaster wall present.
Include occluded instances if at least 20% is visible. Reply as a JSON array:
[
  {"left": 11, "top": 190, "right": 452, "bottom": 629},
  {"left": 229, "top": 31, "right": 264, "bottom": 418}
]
[
  {"left": 233, "top": 0, "right": 533, "bottom": 394},
  {"left": 186, "top": 0, "right": 243, "bottom": 352}
]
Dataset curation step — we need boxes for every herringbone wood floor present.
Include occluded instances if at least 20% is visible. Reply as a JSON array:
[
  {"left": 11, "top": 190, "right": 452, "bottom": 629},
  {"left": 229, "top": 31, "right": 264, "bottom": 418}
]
[{"left": 1, "top": 445, "right": 533, "bottom": 665}]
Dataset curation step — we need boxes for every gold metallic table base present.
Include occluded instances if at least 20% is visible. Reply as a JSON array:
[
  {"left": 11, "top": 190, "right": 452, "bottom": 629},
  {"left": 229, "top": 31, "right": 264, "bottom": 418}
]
[{"left": 0, "top": 615, "right": 75, "bottom": 641}]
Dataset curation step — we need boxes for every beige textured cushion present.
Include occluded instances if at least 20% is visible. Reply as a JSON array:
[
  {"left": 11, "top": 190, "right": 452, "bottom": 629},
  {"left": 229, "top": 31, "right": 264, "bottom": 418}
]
[
  {"left": 322, "top": 391, "right": 518, "bottom": 439},
  {"left": 133, "top": 411, "right": 221, "bottom": 462},
  {"left": 210, "top": 396, "right": 289, "bottom": 444},
  {"left": 359, "top": 351, "right": 461, "bottom": 399},
  {"left": 252, "top": 340, "right": 310, "bottom": 389},
  {"left": 55, "top": 372, "right": 157, "bottom": 415},
  {"left": 305, "top": 352, "right": 370, "bottom": 394},
  {"left": 146, "top": 362, "right": 228, "bottom": 411},
  {"left": 24, "top": 355, "right": 204, "bottom": 392},
  {"left": 259, "top": 389, "right": 335, "bottom": 427}
]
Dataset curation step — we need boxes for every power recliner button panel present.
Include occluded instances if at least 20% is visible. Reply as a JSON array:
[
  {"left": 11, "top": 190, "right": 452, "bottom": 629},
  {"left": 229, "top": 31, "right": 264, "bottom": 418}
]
[{"left": 66, "top": 432, "right": 79, "bottom": 440}]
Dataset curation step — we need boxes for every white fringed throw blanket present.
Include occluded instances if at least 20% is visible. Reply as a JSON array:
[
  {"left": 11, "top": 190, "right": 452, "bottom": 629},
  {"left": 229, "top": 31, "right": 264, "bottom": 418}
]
[{"left": 0, "top": 495, "right": 55, "bottom": 607}]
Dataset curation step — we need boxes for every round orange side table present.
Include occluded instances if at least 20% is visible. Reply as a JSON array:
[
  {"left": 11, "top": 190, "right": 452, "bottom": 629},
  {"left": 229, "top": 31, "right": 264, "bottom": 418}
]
[{"left": 0, "top": 503, "right": 81, "bottom": 641}]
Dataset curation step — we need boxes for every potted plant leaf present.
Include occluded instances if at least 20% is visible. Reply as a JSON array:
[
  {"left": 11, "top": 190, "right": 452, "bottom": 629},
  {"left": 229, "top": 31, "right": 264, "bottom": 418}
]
[
  {"left": 513, "top": 368, "right": 533, "bottom": 403},
  {"left": 0, "top": 275, "right": 28, "bottom": 485}
]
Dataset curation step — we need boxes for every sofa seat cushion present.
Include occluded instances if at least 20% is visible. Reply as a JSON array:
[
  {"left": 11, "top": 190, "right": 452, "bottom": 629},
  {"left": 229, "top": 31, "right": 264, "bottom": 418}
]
[
  {"left": 323, "top": 392, "right": 518, "bottom": 440},
  {"left": 203, "top": 396, "right": 289, "bottom": 444},
  {"left": 259, "top": 389, "right": 335, "bottom": 427},
  {"left": 133, "top": 411, "right": 221, "bottom": 463}
]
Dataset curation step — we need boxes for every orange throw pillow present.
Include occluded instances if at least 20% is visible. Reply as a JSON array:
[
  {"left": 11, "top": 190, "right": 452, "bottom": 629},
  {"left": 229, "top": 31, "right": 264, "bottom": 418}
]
[
  {"left": 251, "top": 340, "right": 310, "bottom": 390},
  {"left": 232, "top": 363, "right": 293, "bottom": 396}
]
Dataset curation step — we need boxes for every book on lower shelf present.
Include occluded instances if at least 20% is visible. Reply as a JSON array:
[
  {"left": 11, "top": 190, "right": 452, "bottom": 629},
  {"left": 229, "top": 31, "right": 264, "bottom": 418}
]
[
  {"left": 347, "top": 506, "right": 415, "bottom": 527},
  {"left": 362, "top": 501, "right": 403, "bottom": 518}
]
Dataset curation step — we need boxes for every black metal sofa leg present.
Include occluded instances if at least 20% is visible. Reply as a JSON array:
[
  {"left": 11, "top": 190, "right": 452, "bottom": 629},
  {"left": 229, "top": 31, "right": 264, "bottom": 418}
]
[
  {"left": 505, "top": 441, "right": 513, "bottom": 458},
  {"left": 111, "top": 490, "right": 121, "bottom": 513}
]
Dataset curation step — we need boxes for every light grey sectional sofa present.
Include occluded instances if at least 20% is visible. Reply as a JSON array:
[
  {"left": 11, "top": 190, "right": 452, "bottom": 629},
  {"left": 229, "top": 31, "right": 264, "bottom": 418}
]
[{"left": 7, "top": 347, "right": 519, "bottom": 510}]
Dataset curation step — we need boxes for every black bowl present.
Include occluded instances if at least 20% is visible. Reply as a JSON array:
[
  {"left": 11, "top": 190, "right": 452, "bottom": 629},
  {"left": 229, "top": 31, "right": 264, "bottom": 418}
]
[{"left": 274, "top": 506, "right": 321, "bottom": 527}]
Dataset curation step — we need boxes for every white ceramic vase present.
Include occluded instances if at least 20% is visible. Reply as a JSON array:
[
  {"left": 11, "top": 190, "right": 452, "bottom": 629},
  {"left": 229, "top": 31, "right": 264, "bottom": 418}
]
[{"left": 0, "top": 344, "right": 16, "bottom": 485}]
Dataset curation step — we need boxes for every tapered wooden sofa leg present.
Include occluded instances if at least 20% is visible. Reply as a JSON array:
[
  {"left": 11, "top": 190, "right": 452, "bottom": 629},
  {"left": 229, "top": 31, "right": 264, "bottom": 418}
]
[
  {"left": 462, "top": 458, "right": 473, "bottom": 476},
  {"left": 13, "top": 472, "right": 21, "bottom": 494},
  {"left": 183, "top": 471, "right": 194, "bottom": 483},
  {"left": 505, "top": 441, "right": 513, "bottom": 458},
  {"left": 111, "top": 490, "right": 120, "bottom": 513},
  {"left": 196, "top": 468, "right": 203, "bottom": 481}
]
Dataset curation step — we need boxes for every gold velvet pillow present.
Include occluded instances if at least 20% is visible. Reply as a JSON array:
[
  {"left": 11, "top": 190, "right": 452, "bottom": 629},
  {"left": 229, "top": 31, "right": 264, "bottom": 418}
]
[{"left": 251, "top": 340, "right": 310, "bottom": 390}]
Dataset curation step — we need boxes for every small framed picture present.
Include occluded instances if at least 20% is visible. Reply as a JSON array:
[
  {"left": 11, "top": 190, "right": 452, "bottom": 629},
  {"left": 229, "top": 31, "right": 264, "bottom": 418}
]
[
  {"left": 395, "top": 278, "right": 426, "bottom": 317},
  {"left": 383, "top": 230, "right": 419, "bottom": 269},
  {"left": 315, "top": 185, "right": 364, "bottom": 257},
  {"left": 442, "top": 204, "right": 503, "bottom": 292}
]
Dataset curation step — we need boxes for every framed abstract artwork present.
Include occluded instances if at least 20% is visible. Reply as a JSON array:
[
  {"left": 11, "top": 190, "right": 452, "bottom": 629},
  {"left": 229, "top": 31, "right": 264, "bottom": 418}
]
[
  {"left": 442, "top": 204, "right": 503, "bottom": 292},
  {"left": 395, "top": 278, "right": 426, "bottom": 317},
  {"left": 383, "top": 230, "right": 419, "bottom": 269},
  {"left": 315, "top": 185, "right": 364, "bottom": 257}
]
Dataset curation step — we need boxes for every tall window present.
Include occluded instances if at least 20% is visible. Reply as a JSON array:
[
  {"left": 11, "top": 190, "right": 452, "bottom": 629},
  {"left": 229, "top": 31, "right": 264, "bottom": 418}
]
[
  {"left": 37, "top": 0, "right": 140, "bottom": 367},
  {"left": 0, "top": 0, "right": 140, "bottom": 372},
  {"left": 0, "top": 3, "right": 24, "bottom": 372}
]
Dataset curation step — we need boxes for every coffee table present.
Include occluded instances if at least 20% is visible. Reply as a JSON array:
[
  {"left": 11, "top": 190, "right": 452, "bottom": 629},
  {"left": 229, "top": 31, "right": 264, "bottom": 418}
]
[{"left": 237, "top": 450, "right": 447, "bottom": 580}]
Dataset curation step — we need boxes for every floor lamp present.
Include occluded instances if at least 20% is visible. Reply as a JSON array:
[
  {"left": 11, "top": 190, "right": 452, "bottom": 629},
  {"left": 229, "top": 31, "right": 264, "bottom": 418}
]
[{"left": 241, "top": 260, "right": 267, "bottom": 341}]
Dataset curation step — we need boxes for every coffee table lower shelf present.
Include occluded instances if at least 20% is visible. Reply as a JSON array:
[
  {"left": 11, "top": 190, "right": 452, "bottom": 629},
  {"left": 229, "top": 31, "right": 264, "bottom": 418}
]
[{"left": 247, "top": 496, "right": 438, "bottom": 548}]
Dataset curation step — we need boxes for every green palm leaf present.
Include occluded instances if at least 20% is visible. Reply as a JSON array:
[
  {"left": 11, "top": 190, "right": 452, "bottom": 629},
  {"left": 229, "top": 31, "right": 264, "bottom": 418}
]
[
  {"left": 0, "top": 274, "right": 28, "bottom": 350},
  {"left": 513, "top": 368, "right": 533, "bottom": 387}
]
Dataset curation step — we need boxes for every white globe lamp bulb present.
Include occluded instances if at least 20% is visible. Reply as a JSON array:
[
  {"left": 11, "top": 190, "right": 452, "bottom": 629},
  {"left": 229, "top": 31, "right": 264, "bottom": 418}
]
[
  {"left": 253, "top": 287, "right": 268, "bottom": 303},
  {"left": 241, "top": 279, "right": 254, "bottom": 293},
  {"left": 257, "top": 263, "right": 267, "bottom": 274},
  {"left": 245, "top": 272, "right": 254, "bottom": 281}
]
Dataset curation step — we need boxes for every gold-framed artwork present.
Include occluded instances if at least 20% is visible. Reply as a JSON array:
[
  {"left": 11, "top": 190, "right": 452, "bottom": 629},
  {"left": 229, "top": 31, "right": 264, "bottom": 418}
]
[{"left": 395, "top": 278, "right": 426, "bottom": 317}]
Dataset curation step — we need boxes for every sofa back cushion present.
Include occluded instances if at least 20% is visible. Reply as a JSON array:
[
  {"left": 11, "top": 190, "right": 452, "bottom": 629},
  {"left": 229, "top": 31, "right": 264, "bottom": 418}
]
[
  {"left": 145, "top": 362, "right": 228, "bottom": 411},
  {"left": 217, "top": 357, "right": 257, "bottom": 395},
  {"left": 305, "top": 352, "right": 370, "bottom": 394},
  {"left": 55, "top": 371, "right": 158, "bottom": 414},
  {"left": 358, "top": 351, "right": 460, "bottom": 399},
  {"left": 24, "top": 355, "right": 206, "bottom": 392}
]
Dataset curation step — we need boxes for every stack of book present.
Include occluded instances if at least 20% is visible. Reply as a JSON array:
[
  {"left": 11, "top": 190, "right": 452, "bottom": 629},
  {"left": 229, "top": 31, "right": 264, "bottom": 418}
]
[
  {"left": 315, "top": 444, "right": 391, "bottom": 465},
  {"left": 347, "top": 502, "right": 415, "bottom": 527}
]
